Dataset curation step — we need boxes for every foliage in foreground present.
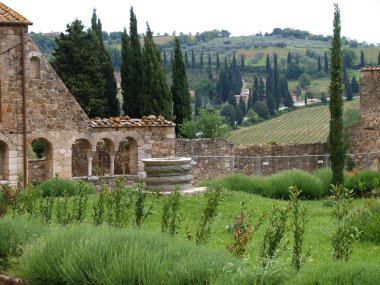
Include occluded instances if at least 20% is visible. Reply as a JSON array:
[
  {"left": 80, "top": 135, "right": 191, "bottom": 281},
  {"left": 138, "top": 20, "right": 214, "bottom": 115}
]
[{"left": 17, "top": 225, "right": 243, "bottom": 285}]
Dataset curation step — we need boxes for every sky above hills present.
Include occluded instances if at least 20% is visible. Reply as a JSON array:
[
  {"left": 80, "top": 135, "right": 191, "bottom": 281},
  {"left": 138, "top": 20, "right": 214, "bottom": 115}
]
[{"left": 4, "top": 0, "right": 380, "bottom": 44}]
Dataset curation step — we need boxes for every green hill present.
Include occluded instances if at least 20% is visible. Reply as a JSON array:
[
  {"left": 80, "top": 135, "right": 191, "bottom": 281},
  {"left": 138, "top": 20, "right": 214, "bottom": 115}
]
[{"left": 228, "top": 99, "right": 359, "bottom": 145}]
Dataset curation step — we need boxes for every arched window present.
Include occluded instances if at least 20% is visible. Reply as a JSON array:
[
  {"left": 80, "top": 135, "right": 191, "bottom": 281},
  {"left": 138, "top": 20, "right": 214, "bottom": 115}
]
[{"left": 30, "top": 56, "right": 41, "bottom": 79}]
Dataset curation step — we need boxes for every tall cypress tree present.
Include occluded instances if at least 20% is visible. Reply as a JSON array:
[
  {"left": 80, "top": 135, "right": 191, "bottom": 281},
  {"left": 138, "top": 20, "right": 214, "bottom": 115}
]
[
  {"left": 287, "top": 51, "right": 292, "bottom": 64},
  {"left": 91, "top": 10, "right": 119, "bottom": 116},
  {"left": 266, "top": 54, "right": 271, "bottom": 74},
  {"left": 360, "top": 50, "right": 365, "bottom": 68},
  {"left": 163, "top": 49, "right": 167, "bottom": 66},
  {"left": 216, "top": 52, "right": 220, "bottom": 70},
  {"left": 324, "top": 52, "right": 329, "bottom": 73},
  {"left": 207, "top": 53, "right": 213, "bottom": 80},
  {"left": 191, "top": 50, "right": 196, "bottom": 69},
  {"left": 317, "top": 56, "right": 322, "bottom": 72},
  {"left": 53, "top": 20, "right": 106, "bottom": 117},
  {"left": 259, "top": 77, "right": 265, "bottom": 100},
  {"left": 350, "top": 75, "right": 359, "bottom": 94},
  {"left": 252, "top": 75, "right": 259, "bottom": 107},
  {"left": 282, "top": 78, "right": 294, "bottom": 108},
  {"left": 378, "top": 51, "right": 380, "bottom": 65},
  {"left": 172, "top": 37, "right": 192, "bottom": 131},
  {"left": 329, "top": 4, "right": 346, "bottom": 186},
  {"left": 273, "top": 53, "right": 280, "bottom": 110},
  {"left": 120, "top": 29, "right": 134, "bottom": 117},
  {"left": 141, "top": 24, "right": 173, "bottom": 119},
  {"left": 184, "top": 50, "right": 189, "bottom": 68},
  {"left": 200, "top": 51, "right": 204, "bottom": 70},
  {"left": 121, "top": 7, "right": 143, "bottom": 117},
  {"left": 240, "top": 53, "right": 245, "bottom": 71}
]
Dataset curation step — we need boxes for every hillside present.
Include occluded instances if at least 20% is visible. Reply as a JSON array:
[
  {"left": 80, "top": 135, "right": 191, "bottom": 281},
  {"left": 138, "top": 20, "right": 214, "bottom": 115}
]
[{"left": 227, "top": 99, "right": 360, "bottom": 145}]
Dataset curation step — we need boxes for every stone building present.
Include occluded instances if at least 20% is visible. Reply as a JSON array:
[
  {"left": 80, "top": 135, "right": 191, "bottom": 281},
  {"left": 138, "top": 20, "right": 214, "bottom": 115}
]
[
  {"left": 0, "top": 3, "right": 175, "bottom": 186},
  {"left": 348, "top": 67, "right": 380, "bottom": 170}
]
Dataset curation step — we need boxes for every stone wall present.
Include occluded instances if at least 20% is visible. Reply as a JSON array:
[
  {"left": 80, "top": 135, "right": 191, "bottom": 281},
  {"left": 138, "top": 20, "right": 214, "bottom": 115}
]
[
  {"left": 28, "top": 159, "right": 45, "bottom": 183},
  {"left": 347, "top": 68, "right": 380, "bottom": 171},
  {"left": 176, "top": 139, "right": 328, "bottom": 181}
]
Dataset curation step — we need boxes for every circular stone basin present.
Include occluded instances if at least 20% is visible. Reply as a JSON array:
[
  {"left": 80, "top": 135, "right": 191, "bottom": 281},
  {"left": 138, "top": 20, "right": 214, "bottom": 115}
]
[{"left": 142, "top": 157, "right": 193, "bottom": 192}]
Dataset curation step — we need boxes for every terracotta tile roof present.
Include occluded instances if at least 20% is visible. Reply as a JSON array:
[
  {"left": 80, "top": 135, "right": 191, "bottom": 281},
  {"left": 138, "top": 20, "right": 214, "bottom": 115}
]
[
  {"left": 91, "top": 115, "right": 175, "bottom": 128},
  {"left": 361, "top": 66, "right": 380, "bottom": 71},
  {"left": 0, "top": 2, "right": 32, "bottom": 25}
]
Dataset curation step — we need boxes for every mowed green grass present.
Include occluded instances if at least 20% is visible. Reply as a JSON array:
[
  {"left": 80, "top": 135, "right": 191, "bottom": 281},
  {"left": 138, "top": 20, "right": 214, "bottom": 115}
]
[{"left": 228, "top": 99, "right": 359, "bottom": 145}]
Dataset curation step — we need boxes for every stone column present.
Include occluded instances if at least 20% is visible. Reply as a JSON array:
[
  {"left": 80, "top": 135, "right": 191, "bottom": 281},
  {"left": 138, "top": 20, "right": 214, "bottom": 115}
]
[
  {"left": 109, "top": 152, "right": 116, "bottom": 176},
  {"left": 87, "top": 155, "right": 93, "bottom": 177}
]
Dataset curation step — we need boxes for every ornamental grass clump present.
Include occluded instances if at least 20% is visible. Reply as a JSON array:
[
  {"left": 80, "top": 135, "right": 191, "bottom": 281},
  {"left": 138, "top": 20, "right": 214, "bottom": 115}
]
[{"left": 17, "top": 225, "right": 244, "bottom": 285}]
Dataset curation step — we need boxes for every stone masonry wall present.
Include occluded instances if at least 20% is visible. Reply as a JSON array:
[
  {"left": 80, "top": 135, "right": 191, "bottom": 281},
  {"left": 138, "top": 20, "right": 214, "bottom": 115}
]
[
  {"left": 28, "top": 159, "right": 45, "bottom": 183},
  {"left": 347, "top": 68, "right": 380, "bottom": 171},
  {"left": 176, "top": 139, "right": 328, "bottom": 181}
]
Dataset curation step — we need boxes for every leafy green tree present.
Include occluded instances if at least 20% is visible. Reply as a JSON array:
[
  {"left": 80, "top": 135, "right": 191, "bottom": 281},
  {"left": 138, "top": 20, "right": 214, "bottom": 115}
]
[
  {"left": 329, "top": 4, "right": 346, "bottom": 186},
  {"left": 141, "top": 24, "right": 173, "bottom": 119},
  {"left": 53, "top": 20, "right": 106, "bottom": 117},
  {"left": 171, "top": 37, "right": 192, "bottom": 131},
  {"left": 298, "top": 73, "right": 311, "bottom": 89},
  {"left": 198, "top": 108, "right": 229, "bottom": 138},
  {"left": 91, "top": 10, "right": 119, "bottom": 116},
  {"left": 179, "top": 119, "right": 196, "bottom": 139}
]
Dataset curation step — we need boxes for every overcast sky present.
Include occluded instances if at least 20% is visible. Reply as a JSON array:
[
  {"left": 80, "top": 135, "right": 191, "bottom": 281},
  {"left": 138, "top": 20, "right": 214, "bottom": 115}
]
[{"left": 4, "top": 0, "right": 380, "bottom": 44}]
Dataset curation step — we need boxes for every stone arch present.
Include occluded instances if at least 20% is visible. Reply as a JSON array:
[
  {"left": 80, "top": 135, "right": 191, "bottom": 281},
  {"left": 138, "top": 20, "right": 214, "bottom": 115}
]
[
  {"left": 93, "top": 138, "right": 115, "bottom": 176},
  {"left": 72, "top": 138, "right": 92, "bottom": 177},
  {"left": 30, "top": 56, "right": 41, "bottom": 79},
  {"left": 29, "top": 137, "right": 53, "bottom": 181},
  {"left": 115, "top": 137, "right": 139, "bottom": 175},
  {"left": 0, "top": 140, "right": 9, "bottom": 180}
]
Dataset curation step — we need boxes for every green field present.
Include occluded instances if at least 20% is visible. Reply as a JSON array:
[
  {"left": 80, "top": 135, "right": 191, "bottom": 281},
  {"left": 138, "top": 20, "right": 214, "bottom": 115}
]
[{"left": 228, "top": 99, "right": 359, "bottom": 145}]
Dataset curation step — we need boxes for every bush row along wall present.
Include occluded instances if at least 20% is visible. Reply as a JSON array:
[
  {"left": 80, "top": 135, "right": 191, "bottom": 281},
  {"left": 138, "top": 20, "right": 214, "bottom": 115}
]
[{"left": 176, "top": 139, "right": 328, "bottom": 181}]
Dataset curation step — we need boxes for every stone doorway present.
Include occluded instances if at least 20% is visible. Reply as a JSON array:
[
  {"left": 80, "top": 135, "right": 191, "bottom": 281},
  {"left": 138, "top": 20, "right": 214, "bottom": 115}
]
[{"left": 115, "top": 137, "right": 138, "bottom": 175}]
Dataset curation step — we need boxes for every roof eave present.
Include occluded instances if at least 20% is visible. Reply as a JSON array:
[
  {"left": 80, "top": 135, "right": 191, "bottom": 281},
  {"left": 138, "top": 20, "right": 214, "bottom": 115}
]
[{"left": 0, "top": 21, "right": 32, "bottom": 26}]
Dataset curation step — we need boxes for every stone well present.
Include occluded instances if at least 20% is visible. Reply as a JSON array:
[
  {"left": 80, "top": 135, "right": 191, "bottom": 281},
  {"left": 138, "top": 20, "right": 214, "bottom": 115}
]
[{"left": 142, "top": 157, "right": 193, "bottom": 192}]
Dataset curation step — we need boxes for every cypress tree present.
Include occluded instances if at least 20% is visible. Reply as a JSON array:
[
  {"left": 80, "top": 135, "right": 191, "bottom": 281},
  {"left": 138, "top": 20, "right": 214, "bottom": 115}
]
[
  {"left": 191, "top": 50, "right": 195, "bottom": 69},
  {"left": 240, "top": 54, "right": 245, "bottom": 71},
  {"left": 360, "top": 50, "right": 365, "bottom": 68},
  {"left": 238, "top": 95, "right": 246, "bottom": 116},
  {"left": 91, "top": 10, "right": 119, "bottom": 116},
  {"left": 171, "top": 37, "right": 192, "bottom": 131},
  {"left": 266, "top": 54, "right": 271, "bottom": 74},
  {"left": 53, "top": 20, "right": 106, "bottom": 117},
  {"left": 163, "top": 49, "right": 167, "bottom": 66},
  {"left": 121, "top": 29, "right": 134, "bottom": 117},
  {"left": 141, "top": 24, "right": 173, "bottom": 119},
  {"left": 228, "top": 92, "right": 237, "bottom": 107},
  {"left": 207, "top": 53, "right": 213, "bottom": 80},
  {"left": 287, "top": 51, "right": 292, "bottom": 64},
  {"left": 329, "top": 4, "right": 346, "bottom": 186},
  {"left": 252, "top": 75, "right": 260, "bottom": 107},
  {"left": 324, "top": 52, "right": 329, "bottom": 73},
  {"left": 317, "top": 56, "right": 322, "bottom": 72},
  {"left": 345, "top": 81, "right": 353, "bottom": 101},
  {"left": 350, "top": 75, "right": 359, "bottom": 94},
  {"left": 216, "top": 52, "right": 220, "bottom": 70},
  {"left": 378, "top": 51, "right": 380, "bottom": 65},
  {"left": 267, "top": 91, "right": 276, "bottom": 115},
  {"left": 224, "top": 56, "right": 228, "bottom": 70},
  {"left": 200, "top": 51, "right": 204, "bottom": 69},
  {"left": 121, "top": 7, "right": 143, "bottom": 118},
  {"left": 282, "top": 78, "right": 294, "bottom": 108},
  {"left": 273, "top": 53, "right": 280, "bottom": 110},
  {"left": 184, "top": 50, "right": 189, "bottom": 68},
  {"left": 259, "top": 77, "right": 265, "bottom": 100},
  {"left": 194, "top": 91, "right": 202, "bottom": 116}
]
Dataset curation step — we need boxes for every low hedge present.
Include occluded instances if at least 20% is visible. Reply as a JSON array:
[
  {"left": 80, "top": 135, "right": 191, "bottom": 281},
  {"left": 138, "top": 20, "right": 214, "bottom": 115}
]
[{"left": 37, "top": 178, "right": 95, "bottom": 197}]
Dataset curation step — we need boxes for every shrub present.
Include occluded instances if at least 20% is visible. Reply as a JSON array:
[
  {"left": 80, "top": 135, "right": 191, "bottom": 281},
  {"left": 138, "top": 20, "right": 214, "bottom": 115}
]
[
  {"left": 314, "top": 168, "right": 333, "bottom": 196},
  {"left": 289, "top": 262, "right": 380, "bottom": 285},
  {"left": 265, "top": 170, "right": 323, "bottom": 199},
  {"left": 352, "top": 199, "right": 380, "bottom": 244},
  {"left": 18, "top": 225, "right": 244, "bottom": 285},
  {"left": 344, "top": 169, "right": 380, "bottom": 195},
  {"left": 0, "top": 217, "right": 47, "bottom": 270},
  {"left": 37, "top": 178, "right": 95, "bottom": 197}
]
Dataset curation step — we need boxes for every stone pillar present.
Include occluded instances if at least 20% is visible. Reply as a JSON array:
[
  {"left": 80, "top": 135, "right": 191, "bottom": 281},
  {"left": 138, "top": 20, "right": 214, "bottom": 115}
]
[
  {"left": 109, "top": 152, "right": 116, "bottom": 176},
  {"left": 87, "top": 156, "right": 93, "bottom": 177}
]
